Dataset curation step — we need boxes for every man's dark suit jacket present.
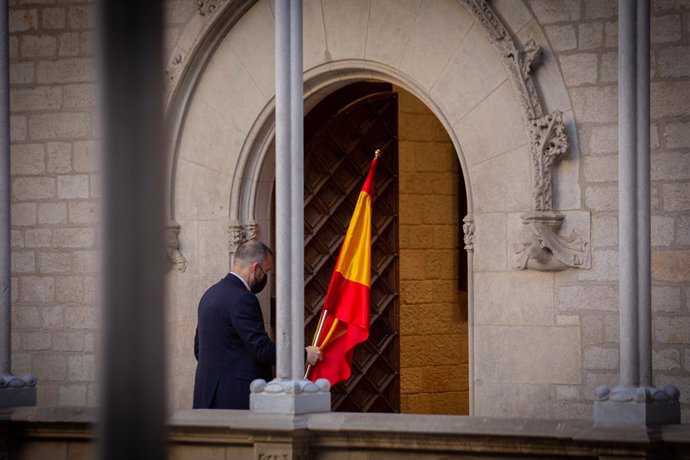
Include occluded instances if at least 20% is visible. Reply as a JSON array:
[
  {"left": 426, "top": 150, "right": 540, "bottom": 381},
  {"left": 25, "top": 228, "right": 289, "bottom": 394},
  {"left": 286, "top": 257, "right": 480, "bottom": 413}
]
[{"left": 193, "top": 273, "right": 276, "bottom": 409}]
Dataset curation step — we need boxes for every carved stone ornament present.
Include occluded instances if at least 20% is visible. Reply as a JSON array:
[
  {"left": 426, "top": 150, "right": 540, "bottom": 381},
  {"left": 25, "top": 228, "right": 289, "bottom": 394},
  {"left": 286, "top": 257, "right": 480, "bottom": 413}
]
[
  {"left": 244, "top": 221, "right": 258, "bottom": 241},
  {"left": 0, "top": 373, "right": 37, "bottom": 389},
  {"left": 249, "top": 377, "right": 331, "bottom": 414},
  {"left": 463, "top": 215, "right": 475, "bottom": 252},
  {"left": 459, "top": 0, "right": 543, "bottom": 120},
  {"left": 529, "top": 111, "right": 569, "bottom": 212},
  {"left": 594, "top": 383, "right": 680, "bottom": 403},
  {"left": 196, "top": 0, "right": 218, "bottom": 16},
  {"left": 228, "top": 220, "right": 259, "bottom": 255},
  {"left": 228, "top": 221, "right": 244, "bottom": 255},
  {"left": 513, "top": 212, "right": 590, "bottom": 271},
  {"left": 460, "top": 0, "right": 593, "bottom": 272},
  {"left": 250, "top": 378, "right": 330, "bottom": 396},
  {"left": 165, "top": 222, "right": 188, "bottom": 272},
  {"left": 517, "top": 111, "right": 576, "bottom": 271}
]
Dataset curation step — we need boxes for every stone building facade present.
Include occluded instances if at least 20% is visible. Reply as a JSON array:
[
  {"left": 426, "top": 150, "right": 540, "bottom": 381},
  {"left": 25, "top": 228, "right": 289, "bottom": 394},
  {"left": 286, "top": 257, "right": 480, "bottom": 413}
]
[{"left": 7, "top": 0, "right": 690, "bottom": 422}]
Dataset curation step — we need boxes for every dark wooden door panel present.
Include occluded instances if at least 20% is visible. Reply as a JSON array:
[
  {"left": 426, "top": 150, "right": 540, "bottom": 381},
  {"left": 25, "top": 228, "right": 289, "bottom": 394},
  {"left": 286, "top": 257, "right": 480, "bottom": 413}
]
[{"left": 304, "top": 91, "right": 399, "bottom": 412}]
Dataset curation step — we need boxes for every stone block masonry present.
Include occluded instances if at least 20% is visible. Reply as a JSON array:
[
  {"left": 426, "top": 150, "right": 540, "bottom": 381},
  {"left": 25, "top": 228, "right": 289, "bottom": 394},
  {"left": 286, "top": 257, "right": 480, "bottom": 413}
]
[
  {"left": 537, "top": 0, "right": 690, "bottom": 421},
  {"left": 7, "top": 0, "right": 690, "bottom": 424},
  {"left": 8, "top": 0, "right": 197, "bottom": 410},
  {"left": 8, "top": 0, "right": 101, "bottom": 408},
  {"left": 396, "top": 87, "right": 468, "bottom": 415}
]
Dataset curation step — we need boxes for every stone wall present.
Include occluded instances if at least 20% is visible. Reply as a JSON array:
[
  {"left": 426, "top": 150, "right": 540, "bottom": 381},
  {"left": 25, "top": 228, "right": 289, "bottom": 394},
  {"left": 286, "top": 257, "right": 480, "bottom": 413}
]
[
  {"left": 522, "top": 0, "right": 690, "bottom": 420},
  {"left": 7, "top": 0, "right": 690, "bottom": 423},
  {"left": 8, "top": 0, "right": 196, "bottom": 407},
  {"left": 397, "top": 88, "right": 469, "bottom": 415},
  {"left": 9, "top": 0, "right": 100, "bottom": 407}
]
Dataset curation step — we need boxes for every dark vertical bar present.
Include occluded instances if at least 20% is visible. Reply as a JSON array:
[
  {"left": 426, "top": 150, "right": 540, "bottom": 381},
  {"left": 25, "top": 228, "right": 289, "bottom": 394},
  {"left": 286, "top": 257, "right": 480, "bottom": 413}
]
[
  {"left": 98, "top": 0, "right": 166, "bottom": 459},
  {"left": 0, "top": 0, "right": 11, "bottom": 377}
]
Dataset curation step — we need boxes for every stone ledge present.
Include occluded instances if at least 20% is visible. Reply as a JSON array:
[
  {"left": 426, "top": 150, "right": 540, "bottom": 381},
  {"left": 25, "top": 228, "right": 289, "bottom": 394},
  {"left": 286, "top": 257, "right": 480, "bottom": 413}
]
[{"left": 2, "top": 407, "right": 689, "bottom": 459}]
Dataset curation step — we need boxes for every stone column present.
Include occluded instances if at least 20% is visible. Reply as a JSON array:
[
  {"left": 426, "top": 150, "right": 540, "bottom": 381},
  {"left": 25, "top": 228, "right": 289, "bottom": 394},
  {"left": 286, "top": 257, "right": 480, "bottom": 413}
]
[
  {"left": 250, "top": 0, "right": 329, "bottom": 414},
  {"left": 0, "top": 0, "right": 36, "bottom": 408},
  {"left": 636, "top": 0, "right": 652, "bottom": 388},
  {"left": 618, "top": 0, "right": 639, "bottom": 390},
  {"left": 593, "top": 0, "right": 680, "bottom": 425},
  {"left": 463, "top": 215, "right": 475, "bottom": 415},
  {"left": 289, "top": 0, "right": 305, "bottom": 380},
  {"left": 273, "top": 0, "right": 292, "bottom": 382},
  {"left": 98, "top": 0, "right": 167, "bottom": 458}
]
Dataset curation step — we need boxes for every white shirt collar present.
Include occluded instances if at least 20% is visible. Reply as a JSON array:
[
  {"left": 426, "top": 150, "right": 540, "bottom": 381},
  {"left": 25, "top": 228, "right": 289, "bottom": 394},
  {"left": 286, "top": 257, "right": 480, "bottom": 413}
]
[{"left": 229, "top": 272, "right": 250, "bottom": 291}]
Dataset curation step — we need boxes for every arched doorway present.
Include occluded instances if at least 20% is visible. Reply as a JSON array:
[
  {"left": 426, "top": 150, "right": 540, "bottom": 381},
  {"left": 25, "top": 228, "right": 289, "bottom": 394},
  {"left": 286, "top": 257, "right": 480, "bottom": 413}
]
[
  {"left": 300, "top": 81, "right": 468, "bottom": 414},
  {"left": 303, "top": 82, "right": 399, "bottom": 412},
  {"left": 167, "top": 0, "right": 577, "bottom": 415}
]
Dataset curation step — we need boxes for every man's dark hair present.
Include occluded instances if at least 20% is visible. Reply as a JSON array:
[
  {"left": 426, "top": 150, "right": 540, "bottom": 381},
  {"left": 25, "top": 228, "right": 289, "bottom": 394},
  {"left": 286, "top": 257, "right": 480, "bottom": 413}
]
[{"left": 233, "top": 240, "right": 273, "bottom": 268}]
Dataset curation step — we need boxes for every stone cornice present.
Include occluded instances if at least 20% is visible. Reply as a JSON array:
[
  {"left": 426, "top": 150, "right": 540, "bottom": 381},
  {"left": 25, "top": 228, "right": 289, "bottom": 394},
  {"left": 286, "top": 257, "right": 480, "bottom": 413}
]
[{"left": 196, "top": 0, "right": 219, "bottom": 16}]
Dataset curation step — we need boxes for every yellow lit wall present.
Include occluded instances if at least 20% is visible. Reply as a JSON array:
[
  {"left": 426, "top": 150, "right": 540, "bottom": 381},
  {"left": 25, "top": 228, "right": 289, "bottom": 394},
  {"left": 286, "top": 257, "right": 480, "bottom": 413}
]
[{"left": 396, "top": 87, "right": 469, "bottom": 415}]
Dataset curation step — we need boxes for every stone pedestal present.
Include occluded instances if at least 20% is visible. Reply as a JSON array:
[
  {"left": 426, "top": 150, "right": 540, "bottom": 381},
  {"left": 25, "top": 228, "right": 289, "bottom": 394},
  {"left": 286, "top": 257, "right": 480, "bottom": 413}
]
[
  {"left": 594, "top": 385, "right": 681, "bottom": 425},
  {"left": 594, "top": 401, "right": 680, "bottom": 425},
  {"left": 0, "top": 374, "right": 37, "bottom": 408},
  {"left": 250, "top": 378, "right": 331, "bottom": 414}
]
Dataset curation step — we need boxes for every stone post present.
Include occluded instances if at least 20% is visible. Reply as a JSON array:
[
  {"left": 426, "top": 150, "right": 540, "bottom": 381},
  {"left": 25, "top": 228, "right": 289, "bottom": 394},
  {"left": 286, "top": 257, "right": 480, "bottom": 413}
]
[
  {"left": 463, "top": 215, "right": 475, "bottom": 415},
  {"left": 618, "top": 0, "right": 640, "bottom": 390},
  {"left": 289, "top": 0, "right": 305, "bottom": 380},
  {"left": 98, "top": 0, "right": 167, "bottom": 458},
  {"left": 636, "top": 0, "right": 652, "bottom": 388},
  {"left": 593, "top": 0, "right": 680, "bottom": 425},
  {"left": 0, "top": 0, "right": 37, "bottom": 408},
  {"left": 250, "top": 0, "right": 330, "bottom": 414},
  {"left": 273, "top": 0, "right": 292, "bottom": 383}
]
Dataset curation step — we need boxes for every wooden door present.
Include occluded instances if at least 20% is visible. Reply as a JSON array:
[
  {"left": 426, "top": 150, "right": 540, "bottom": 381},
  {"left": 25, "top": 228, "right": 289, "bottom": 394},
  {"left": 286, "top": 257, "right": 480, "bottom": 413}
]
[{"left": 304, "top": 91, "right": 399, "bottom": 412}]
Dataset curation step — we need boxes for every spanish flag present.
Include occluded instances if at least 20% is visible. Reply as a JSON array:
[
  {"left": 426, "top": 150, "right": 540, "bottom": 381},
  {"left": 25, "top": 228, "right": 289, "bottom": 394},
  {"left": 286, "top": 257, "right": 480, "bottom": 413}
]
[{"left": 308, "top": 156, "right": 377, "bottom": 385}]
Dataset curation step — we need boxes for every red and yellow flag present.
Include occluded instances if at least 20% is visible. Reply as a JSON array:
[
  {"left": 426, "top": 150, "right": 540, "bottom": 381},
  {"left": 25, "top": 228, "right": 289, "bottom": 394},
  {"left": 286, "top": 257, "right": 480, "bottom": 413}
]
[{"left": 308, "top": 156, "right": 377, "bottom": 385}]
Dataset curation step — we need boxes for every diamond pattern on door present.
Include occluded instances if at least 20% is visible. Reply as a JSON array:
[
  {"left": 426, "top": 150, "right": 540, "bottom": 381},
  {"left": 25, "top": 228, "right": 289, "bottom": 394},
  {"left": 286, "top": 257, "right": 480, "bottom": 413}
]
[{"left": 304, "top": 92, "right": 399, "bottom": 412}]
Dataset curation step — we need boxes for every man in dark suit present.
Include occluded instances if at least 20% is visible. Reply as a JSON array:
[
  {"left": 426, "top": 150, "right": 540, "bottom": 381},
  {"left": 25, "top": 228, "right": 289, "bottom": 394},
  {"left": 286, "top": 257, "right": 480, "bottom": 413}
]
[{"left": 193, "top": 240, "right": 321, "bottom": 409}]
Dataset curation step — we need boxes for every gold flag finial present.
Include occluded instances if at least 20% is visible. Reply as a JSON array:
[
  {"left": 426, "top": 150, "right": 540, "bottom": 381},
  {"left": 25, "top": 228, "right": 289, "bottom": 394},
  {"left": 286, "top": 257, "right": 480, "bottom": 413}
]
[{"left": 374, "top": 148, "right": 381, "bottom": 159}]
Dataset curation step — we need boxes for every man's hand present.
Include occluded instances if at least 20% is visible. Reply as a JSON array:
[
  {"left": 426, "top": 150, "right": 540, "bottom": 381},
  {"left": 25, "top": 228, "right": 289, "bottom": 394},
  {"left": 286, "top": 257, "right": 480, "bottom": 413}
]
[{"left": 305, "top": 346, "right": 322, "bottom": 366}]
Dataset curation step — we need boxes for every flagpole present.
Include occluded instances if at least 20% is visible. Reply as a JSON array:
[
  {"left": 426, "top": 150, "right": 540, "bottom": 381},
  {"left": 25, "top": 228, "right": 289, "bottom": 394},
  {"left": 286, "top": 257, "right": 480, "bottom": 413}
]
[
  {"left": 304, "top": 310, "right": 327, "bottom": 379},
  {"left": 318, "top": 319, "right": 339, "bottom": 349},
  {"left": 311, "top": 309, "right": 328, "bottom": 347}
]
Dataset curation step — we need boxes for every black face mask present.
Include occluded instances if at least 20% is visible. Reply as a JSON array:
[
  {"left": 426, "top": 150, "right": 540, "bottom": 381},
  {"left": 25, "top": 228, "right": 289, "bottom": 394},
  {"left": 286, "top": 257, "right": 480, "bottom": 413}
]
[{"left": 250, "top": 265, "right": 268, "bottom": 294}]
